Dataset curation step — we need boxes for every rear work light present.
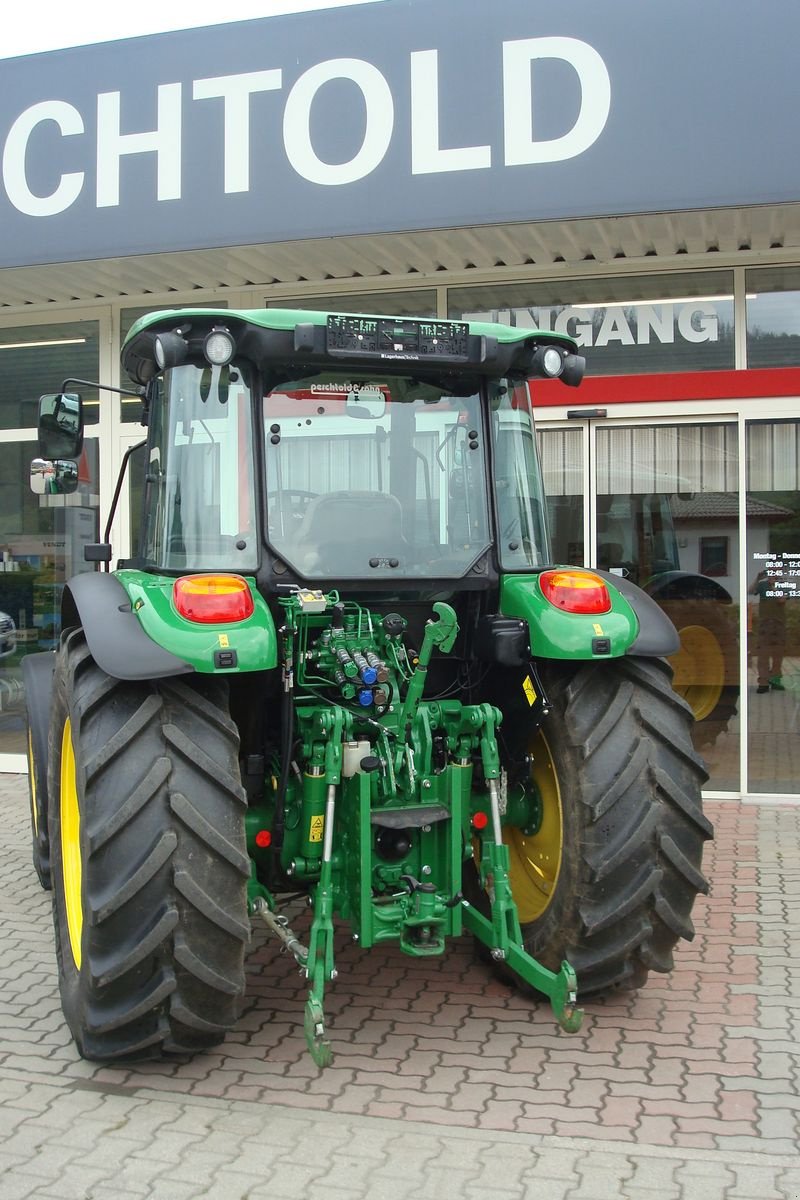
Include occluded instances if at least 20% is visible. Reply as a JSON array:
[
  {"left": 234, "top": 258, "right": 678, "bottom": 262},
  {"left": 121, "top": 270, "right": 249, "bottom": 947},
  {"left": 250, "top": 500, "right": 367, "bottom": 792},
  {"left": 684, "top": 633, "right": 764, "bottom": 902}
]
[
  {"left": 173, "top": 575, "right": 254, "bottom": 624},
  {"left": 539, "top": 570, "right": 611, "bottom": 615}
]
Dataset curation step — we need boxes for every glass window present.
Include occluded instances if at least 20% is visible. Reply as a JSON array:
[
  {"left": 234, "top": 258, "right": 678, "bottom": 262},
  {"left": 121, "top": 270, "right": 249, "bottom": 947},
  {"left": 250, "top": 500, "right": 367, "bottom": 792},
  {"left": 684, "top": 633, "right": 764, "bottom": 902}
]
[
  {"left": 141, "top": 365, "right": 257, "bottom": 573},
  {"left": 699, "top": 535, "right": 729, "bottom": 577},
  {"left": 127, "top": 441, "right": 146, "bottom": 560},
  {"left": 264, "top": 374, "right": 490, "bottom": 580},
  {"left": 448, "top": 272, "right": 735, "bottom": 375},
  {"left": 0, "top": 322, "right": 100, "bottom": 429},
  {"left": 494, "top": 382, "right": 550, "bottom": 570},
  {"left": 0, "top": 438, "right": 99, "bottom": 757},
  {"left": 746, "top": 419, "right": 800, "bottom": 794},
  {"left": 267, "top": 290, "right": 437, "bottom": 318},
  {"left": 538, "top": 426, "right": 585, "bottom": 566},
  {"left": 745, "top": 266, "right": 800, "bottom": 368}
]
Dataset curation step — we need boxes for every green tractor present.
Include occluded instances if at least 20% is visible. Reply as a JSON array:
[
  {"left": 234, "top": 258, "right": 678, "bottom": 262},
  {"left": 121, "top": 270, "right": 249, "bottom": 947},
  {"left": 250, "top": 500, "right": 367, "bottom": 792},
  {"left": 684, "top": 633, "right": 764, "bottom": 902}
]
[{"left": 24, "top": 309, "right": 710, "bottom": 1067}]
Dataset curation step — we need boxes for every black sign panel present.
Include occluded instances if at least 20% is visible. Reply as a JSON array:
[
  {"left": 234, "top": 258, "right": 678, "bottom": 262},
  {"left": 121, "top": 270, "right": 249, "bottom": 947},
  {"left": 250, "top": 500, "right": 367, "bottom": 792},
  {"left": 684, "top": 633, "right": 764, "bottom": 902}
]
[
  {"left": 327, "top": 315, "right": 468, "bottom": 360},
  {"left": 0, "top": 0, "right": 798, "bottom": 269}
]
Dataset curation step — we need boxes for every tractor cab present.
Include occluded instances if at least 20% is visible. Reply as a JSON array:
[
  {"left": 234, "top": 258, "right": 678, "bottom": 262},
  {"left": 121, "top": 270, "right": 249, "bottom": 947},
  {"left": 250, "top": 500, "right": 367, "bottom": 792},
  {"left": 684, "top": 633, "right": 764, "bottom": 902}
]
[
  {"left": 34, "top": 309, "right": 583, "bottom": 593},
  {"left": 124, "top": 311, "right": 582, "bottom": 599}
]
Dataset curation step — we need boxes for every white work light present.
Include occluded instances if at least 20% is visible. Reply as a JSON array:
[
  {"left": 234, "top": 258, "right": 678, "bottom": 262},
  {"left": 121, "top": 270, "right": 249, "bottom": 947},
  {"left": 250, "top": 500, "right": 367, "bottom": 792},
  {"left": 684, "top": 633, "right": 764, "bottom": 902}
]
[
  {"left": 154, "top": 332, "right": 189, "bottom": 370},
  {"left": 204, "top": 327, "right": 235, "bottom": 366},
  {"left": 540, "top": 346, "right": 564, "bottom": 377}
]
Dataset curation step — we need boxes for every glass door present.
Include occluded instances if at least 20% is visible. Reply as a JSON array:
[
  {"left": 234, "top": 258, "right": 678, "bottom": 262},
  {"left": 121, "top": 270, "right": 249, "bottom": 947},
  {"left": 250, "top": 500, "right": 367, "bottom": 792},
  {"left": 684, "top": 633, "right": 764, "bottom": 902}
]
[
  {"left": 538, "top": 417, "right": 741, "bottom": 791},
  {"left": 745, "top": 419, "right": 800, "bottom": 795}
]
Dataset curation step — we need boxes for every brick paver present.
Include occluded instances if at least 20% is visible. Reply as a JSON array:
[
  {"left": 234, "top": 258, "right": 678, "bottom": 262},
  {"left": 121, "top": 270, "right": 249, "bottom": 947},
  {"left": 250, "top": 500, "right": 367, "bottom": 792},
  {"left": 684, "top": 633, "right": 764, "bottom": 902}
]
[{"left": 1, "top": 773, "right": 798, "bottom": 1197}]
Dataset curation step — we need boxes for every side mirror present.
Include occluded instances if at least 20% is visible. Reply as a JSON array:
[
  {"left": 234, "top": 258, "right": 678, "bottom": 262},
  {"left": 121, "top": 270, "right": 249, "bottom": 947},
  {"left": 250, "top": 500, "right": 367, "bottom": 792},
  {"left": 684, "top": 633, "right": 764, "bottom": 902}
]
[
  {"left": 346, "top": 388, "right": 385, "bottom": 419},
  {"left": 30, "top": 457, "right": 79, "bottom": 496},
  {"left": 38, "top": 392, "right": 84, "bottom": 459}
]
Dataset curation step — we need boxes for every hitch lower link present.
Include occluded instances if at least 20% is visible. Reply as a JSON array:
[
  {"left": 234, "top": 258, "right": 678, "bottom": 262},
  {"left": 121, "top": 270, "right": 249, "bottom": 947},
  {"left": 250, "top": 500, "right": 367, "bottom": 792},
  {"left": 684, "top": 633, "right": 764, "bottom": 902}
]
[
  {"left": 462, "top": 776, "right": 583, "bottom": 1035},
  {"left": 251, "top": 892, "right": 334, "bottom": 1069},
  {"left": 252, "top": 778, "right": 340, "bottom": 1068}
]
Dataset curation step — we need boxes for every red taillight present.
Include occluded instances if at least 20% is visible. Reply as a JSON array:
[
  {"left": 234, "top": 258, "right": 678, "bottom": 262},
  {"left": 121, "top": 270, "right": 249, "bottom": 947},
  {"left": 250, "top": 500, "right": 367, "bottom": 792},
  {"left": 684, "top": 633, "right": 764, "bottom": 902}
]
[
  {"left": 173, "top": 575, "right": 254, "bottom": 624},
  {"left": 539, "top": 570, "right": 611, "bottom": 615},
  {"left": 472, "top": 811, "right": 489, "bottom": 830},
  {"left": 255, "top": 829, "right": 272, "bottom": 848}
]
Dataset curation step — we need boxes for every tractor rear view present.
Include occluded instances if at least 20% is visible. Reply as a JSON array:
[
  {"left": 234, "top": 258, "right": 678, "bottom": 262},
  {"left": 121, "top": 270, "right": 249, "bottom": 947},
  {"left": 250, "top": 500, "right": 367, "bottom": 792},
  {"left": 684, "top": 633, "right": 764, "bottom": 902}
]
[{"left": 25, "top": 309, "right": 710, "bottom": 1066}]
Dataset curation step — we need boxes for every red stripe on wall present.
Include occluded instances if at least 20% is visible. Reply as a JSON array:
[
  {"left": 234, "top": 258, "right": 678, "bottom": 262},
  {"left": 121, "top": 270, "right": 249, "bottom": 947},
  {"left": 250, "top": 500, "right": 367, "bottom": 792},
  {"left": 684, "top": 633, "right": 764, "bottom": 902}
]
[{"left": 532, "top": 367, "right": 800, "bottom": 408}]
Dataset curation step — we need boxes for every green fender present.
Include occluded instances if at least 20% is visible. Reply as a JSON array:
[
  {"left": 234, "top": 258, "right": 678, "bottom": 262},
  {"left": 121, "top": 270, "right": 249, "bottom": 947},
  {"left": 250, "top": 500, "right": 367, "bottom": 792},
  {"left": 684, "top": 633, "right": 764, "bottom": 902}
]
[
  {"left": 62, "top": 570, "right": 277, "bottom": 679},
  {"left": 115, "top": 570, "right": 277, "bottom": 674},
  {"left": 500, "top": 570, "right": 678, "bottom": 661}
]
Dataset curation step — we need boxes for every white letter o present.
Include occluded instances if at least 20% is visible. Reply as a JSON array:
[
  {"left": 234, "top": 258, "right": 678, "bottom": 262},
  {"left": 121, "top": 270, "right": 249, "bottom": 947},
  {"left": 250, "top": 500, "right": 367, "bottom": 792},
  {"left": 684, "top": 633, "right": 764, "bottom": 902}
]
[{"left": 283, "top": 59, "right": 393, "bottom": 185}]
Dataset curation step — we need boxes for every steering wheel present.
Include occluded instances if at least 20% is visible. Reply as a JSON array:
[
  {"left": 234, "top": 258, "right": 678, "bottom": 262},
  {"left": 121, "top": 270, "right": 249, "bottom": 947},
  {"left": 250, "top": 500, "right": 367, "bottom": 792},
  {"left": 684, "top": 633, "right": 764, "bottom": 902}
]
[{"left": 267, "top": 489, "right": 318, "bottom": 532}]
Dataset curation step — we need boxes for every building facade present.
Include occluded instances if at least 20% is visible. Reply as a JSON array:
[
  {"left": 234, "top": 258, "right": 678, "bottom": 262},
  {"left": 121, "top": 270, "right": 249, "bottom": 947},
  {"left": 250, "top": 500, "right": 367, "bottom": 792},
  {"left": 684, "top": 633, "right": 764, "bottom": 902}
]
[{"left": 1, "top": 0, "right": 798, "bottom": 799}]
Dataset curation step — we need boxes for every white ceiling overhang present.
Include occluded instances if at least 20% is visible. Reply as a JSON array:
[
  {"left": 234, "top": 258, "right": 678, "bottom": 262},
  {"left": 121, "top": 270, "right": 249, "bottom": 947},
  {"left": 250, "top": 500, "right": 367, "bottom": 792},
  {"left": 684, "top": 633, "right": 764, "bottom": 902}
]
[{"left": 1, "top": 204, "right": 799, "bottom": 312}]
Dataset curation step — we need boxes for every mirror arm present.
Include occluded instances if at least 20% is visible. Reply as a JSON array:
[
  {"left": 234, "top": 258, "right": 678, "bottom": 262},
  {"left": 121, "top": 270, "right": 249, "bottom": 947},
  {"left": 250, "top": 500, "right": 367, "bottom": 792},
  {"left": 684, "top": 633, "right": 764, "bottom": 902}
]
[{"left": 59, "top": 377, "right": 144, "bottom": 399}]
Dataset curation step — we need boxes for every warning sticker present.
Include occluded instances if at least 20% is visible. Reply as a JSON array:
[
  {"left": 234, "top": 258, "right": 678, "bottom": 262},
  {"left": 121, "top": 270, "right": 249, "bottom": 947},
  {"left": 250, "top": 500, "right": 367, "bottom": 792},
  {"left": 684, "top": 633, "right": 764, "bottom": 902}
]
[
  {"left": 309, "top": 815, "right": 325, "bottom": 843},
  {"left": 592, "top": 623, "right": 604, "bottom": 636},
  {"left": 218, "top": 633, "right": 230, "bottom": 647},
  {"left": 522, "top": 676, "right": 537, "bottom": 707}
]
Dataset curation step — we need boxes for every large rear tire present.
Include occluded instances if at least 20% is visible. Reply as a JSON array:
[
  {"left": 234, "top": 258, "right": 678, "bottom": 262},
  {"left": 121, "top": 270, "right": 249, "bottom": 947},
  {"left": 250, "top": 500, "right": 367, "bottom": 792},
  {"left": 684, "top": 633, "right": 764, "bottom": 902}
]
[
  {"left": 494, "top": 656, "right": 711, "bottom": 996},
  {"left": 27, "top": 725, "right": 51, "bottom": 890},
  {"left": 23, "top": 652, "right": 56, "bottom": 890},
  {"left": 48, "top": 628, "right": 250, "bottom": 1061}
]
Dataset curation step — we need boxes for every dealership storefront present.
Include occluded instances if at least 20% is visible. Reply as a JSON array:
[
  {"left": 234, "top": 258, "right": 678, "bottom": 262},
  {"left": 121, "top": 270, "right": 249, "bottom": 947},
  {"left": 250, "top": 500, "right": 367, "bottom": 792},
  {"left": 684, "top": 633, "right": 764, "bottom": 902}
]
[{"left": 0, "top": 0, "right": 798, "bottom": 800}]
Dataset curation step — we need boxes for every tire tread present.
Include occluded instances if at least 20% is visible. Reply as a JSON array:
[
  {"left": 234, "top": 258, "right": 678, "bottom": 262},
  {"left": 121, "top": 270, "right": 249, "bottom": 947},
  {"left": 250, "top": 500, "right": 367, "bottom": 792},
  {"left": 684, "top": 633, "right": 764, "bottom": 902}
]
[
  {"left": 48, "top": 629, "right": 249, "bottom": 1062},
  {"left": 512, "top": 655, "right": 711, "bottom": 998}
]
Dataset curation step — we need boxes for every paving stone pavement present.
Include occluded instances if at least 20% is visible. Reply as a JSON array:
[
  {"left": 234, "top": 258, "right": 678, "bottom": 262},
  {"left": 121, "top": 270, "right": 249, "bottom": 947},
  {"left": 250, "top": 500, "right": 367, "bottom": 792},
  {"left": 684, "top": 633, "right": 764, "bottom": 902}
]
[{"left": 1, "top": 772, "right": 798, "bottom": 1199}]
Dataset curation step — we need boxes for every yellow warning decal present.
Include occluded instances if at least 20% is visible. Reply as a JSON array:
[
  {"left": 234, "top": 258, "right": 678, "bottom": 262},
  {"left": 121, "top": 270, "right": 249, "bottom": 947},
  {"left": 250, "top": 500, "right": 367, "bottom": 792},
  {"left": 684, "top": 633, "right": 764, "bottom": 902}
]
[
  {"left": 309, "top": 815, "right": 325, "bottom": 843},
  {"left": 218, "top": 633, "right": 230, "bottom": 647},
  {"left": 593, "top": 623, "right": 604, "bottom": 636},
  {"left": 523, "top": 676, "right": 537, "bottom": 707}
]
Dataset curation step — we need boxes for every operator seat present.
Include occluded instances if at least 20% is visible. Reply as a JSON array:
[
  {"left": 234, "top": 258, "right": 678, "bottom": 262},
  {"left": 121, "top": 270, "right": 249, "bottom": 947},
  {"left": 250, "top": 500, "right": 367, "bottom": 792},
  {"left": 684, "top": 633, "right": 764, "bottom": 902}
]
[{"left": 292, "top": 490, "right": 408, "bottom": 575}]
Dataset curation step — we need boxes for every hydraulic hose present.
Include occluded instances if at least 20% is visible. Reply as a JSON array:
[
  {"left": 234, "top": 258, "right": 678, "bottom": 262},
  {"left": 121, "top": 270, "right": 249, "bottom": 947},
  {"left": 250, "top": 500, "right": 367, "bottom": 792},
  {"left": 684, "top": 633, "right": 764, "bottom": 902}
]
[{"left": 272, "top": 624, "right": 295, "bottom": 864}]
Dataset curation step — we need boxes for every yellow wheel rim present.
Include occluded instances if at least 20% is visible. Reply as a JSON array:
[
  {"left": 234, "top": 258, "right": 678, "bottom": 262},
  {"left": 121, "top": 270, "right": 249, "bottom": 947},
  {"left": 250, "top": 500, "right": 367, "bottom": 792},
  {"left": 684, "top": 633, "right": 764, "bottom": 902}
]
[
  {"left": 27, "top": 728, "right": 38, "bottom": 837},
  {"left": 60, "top": 718, "right": 83, "bottom": 970},
  {"left": 670, "top": 624, "right": 725, "bottom": 721},
  {"left": 505, "top": 730, "right": 563, "bottom": 924}
]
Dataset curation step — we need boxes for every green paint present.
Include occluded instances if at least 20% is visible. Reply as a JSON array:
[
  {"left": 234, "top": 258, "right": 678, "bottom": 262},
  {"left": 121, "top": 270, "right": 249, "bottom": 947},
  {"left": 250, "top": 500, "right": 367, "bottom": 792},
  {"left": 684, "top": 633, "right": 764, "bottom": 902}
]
[
  {"left": 114, "top": 569, "right": 277, "bottom": 673},
  {"left": 501, "top": 572, "right": 639, "bottom": 659}
]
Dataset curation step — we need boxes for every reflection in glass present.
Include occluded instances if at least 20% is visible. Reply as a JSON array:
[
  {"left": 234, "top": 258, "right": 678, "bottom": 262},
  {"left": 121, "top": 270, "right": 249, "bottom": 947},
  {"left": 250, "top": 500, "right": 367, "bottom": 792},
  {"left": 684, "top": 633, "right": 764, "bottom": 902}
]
[
  {"left": 0, "top": 440, "right": 99, "bottom": 756},
  {"left": 37, "top": 392, "right": 83, "bottom": 460},
  {"left": 539, "top": 422, "right": 740, "bottom": 790},
  {"left": 30, "top": 459, "right": 79, "bottom": 496},
  {"left": 745, "top": 266, "right": 800, "bottom": 368},
  {"left": 0, "top": 322, "right": 100, "bottom": 429},
  {"left": 746, "top": 420, "right": 800, "bottom": 794}
]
